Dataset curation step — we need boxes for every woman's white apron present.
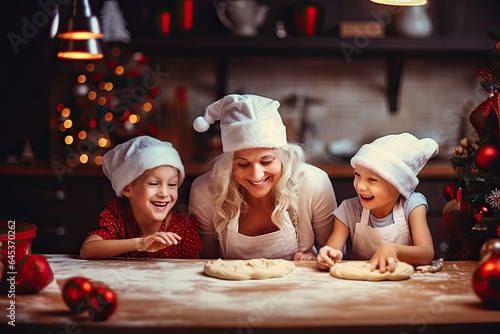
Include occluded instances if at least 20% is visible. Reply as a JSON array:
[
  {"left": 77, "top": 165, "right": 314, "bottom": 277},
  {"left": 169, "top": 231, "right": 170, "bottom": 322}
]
[{"left": 225, "top": 211, "right": 299, "bottom": 260}]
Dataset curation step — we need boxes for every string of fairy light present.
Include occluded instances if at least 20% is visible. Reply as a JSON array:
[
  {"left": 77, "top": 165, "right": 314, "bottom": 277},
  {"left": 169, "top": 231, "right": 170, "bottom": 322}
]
[{"left": 55, "top": 48, "right": 159, "bottom": 167}]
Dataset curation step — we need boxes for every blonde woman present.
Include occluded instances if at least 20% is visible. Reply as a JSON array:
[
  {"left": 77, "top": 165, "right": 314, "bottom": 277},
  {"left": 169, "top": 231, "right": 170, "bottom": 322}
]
[{"left": 189, "top": 94, "right": 337, "bottom": 261}]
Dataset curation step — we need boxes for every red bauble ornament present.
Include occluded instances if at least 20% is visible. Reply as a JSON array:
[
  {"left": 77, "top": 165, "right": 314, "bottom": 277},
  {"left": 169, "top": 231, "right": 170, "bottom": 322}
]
[
  {"left": 469, "top": 91, "right": 500, "bottom": 145},
  {"left": 62, "top": 276, "right": 94, "bottom": 314},
  {"left": 86, "top": 285, "right": 118, "bottom": 321},
  {"left": 479, "top": 238, "right": 500, "bottom": 263},
  {"left": 475, "top": 144, "right": 499, "bottom": 170},
  {"left": 15, "top": 255, "right": 54, "bottom": 294},
  {"left": 472, "top": 244, "right": 500, "bottom": 309},
  {"left": 473, "top": 205, "right": 492, "bottom": 223},
  {"left": 442, "top": 182, "right": 457, "bottom": 201},
  {"left": 129, "top": 68, "right": 140, "bottom": 78},
  {"left": 134, "top": 52, "right": 147, "bottom": 64}
]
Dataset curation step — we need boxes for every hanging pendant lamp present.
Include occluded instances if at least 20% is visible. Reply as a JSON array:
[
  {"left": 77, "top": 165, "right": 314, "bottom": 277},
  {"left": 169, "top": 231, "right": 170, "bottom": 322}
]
[
  {"left": 55, "top": 0, "right": 103, "bottom": 60},
  {"left": 57, "top": 0, "right": 103, "bottom": 40},
  {"left": 370, "top": 0, "right": 427, "bottom": 5}
]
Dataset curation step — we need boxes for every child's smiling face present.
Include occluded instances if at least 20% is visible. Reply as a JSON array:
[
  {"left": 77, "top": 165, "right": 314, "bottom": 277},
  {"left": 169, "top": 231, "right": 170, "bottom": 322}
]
[
  {"left": 353, "top": 164, "right": 401, "bottom": 218},
  {"left": 123, "top": 165, "right": 179, "bottom": 226}
]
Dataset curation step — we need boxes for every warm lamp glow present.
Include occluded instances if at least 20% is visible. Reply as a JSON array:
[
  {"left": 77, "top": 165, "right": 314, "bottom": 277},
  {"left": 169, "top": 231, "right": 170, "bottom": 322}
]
[
  {"left": 57, "top": 39, "right": 103, "bottom": 60},
  {"left": 370, "top": 0, "right": 427, "bottom": 5},
  {"left": 98, "top": 138, "right": 108, "bottom": 148},
  {"left": 129, "top": 114, "right": 140, "bottom": 124},
  {"left": 58, "top": 50, "right": 103, "bottom": 60},
  {"left": 143, "top": 102, "right": 152, "bottom": 112},
  {"left": 80, "top": 154, "right": 89, "bottom": 164},
  {"left": 61, "top": 107, "right": 71, "bottom": 117},
  {"left": 63, "top": 119, "right": 73, "bottom": 129},
  {"left": 104, "top": 82, "right": 113, "bottom": 91},
  {"left": 78, "top": 131, "right": 87, "bottom": 140},
  {"left": 104, "top": 112, "right": 113, "bottom": 121},
  {"left": 115, "top": 66, "right": 125, "bottom": 76}
]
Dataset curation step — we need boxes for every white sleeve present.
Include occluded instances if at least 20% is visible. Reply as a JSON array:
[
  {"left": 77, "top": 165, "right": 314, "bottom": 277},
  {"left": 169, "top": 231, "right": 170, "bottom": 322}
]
[{"left": 189, "top": 173, "right": 219, "bottom": 258}]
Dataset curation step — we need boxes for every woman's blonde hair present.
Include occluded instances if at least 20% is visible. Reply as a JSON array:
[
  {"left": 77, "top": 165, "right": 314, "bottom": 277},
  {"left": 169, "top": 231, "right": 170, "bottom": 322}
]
[{"left": 207, "top": 144, "right": 306, "bottom": 239}]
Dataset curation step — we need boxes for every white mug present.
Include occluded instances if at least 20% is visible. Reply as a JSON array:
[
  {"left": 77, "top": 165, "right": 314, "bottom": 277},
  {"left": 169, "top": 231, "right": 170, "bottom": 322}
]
[{"left": 216, "top": 0, "right": 269, "bottom": 37}]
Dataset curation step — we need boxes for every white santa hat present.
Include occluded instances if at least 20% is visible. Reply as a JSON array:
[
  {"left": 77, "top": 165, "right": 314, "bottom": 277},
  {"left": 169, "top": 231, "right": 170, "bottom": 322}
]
[
  {"left": 102, "top": 136, "right": 185, "bottom": 197},
  {"left": 193, "top": 94, "right": 287, "bottom": 152},
  {"left": 350, "top": 133, "right": 439, "bottom": 199}
]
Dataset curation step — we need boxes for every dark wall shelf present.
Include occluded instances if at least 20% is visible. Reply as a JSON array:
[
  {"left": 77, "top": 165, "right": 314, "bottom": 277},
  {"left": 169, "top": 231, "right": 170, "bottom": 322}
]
[
  {"left": 129, "top": 33, "right": 494, "bottom": 111},
  {"left": 123, "top": 0, "right": 499, "bottom": 111},
  {"left": 131, "top": 35, "right": 495, "bottom": 57}
]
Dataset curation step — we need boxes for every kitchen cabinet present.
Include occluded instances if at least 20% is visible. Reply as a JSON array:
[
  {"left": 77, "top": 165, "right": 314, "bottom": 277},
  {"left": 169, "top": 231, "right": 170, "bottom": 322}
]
[{"left": 0, "top": 165, "right": 114, "bottom": 254}]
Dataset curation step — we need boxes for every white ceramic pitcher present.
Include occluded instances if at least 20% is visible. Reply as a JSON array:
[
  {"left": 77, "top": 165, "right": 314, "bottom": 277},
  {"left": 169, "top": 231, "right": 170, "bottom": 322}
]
[{"left": 216, "top": 0, "right": 269, "bottom": 37}]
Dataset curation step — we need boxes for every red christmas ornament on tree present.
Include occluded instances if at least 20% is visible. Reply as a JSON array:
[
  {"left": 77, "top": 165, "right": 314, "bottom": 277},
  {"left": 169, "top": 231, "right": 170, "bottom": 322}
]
[
  {"left": 442, "top": 189, "right": 475, "bottom": 239},
  {"left": 475, "top": 144, "right": 499, "bottom": 170},
  {"left": 469, "top": 91, "right": 500, "bottom": 145},
  {"left": 472, "top": 240, "right": 500, "bottom": 309},
  {"left": 86, "top": 285, "right": 118, "bottom": 321},
  {"left": 62, "top": 276, "right": 94, "bottom": 314},
  {"left": 442, "top": 182, "right": 457, "bottom": 201}
]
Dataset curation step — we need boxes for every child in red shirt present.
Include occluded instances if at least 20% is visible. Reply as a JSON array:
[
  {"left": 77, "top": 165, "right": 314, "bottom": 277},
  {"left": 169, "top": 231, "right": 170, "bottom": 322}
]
[{"left": 80, "top": 136, "right": 203, "bottom": 259}]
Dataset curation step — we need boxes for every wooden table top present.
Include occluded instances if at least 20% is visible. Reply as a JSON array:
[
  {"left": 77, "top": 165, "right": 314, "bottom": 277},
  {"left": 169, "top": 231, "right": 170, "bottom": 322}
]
[{"left": 0, "top": 255, "right": 498, "bottom": 334}]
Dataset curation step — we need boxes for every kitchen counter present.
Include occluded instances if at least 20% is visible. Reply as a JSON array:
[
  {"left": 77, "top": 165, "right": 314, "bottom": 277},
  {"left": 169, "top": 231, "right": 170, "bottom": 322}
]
[{"left": 0, "top": 255, "right": 498, "bottom": 334}]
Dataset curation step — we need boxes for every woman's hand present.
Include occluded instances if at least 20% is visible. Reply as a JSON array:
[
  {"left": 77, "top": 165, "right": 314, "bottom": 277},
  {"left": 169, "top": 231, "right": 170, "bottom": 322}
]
[
  {"left": 137, "top": 232, "right": 182, "bottom": 252},
  {"left": 316, "top": 246, "right": 343, "bottom": 270},
  {"left": 369, "top": 243, "right": 399, "bottom": 273}
]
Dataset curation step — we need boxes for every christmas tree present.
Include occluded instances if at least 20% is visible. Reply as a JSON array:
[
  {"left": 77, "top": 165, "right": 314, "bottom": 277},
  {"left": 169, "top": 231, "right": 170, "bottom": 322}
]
[
  {"left": 52, "top": 1, "right": 162, "bottom": 168},
  {"left": 442, "top": 27, "right": 500, "bottom": 260}
]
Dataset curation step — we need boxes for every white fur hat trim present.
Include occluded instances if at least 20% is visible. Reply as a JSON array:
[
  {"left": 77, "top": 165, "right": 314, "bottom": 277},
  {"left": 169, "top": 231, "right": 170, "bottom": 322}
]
[{"left": 102, "top": 136, "right": 185, "bottom": 197}]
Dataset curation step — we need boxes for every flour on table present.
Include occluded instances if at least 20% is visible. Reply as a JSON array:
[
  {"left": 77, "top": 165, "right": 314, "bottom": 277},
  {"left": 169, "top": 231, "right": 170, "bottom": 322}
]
[
  {"left": 330, "top": 261, "right": 414, "bottom": 281},
  {"left": 204, "top": 258, "right": 295, "bottom": 280}
]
